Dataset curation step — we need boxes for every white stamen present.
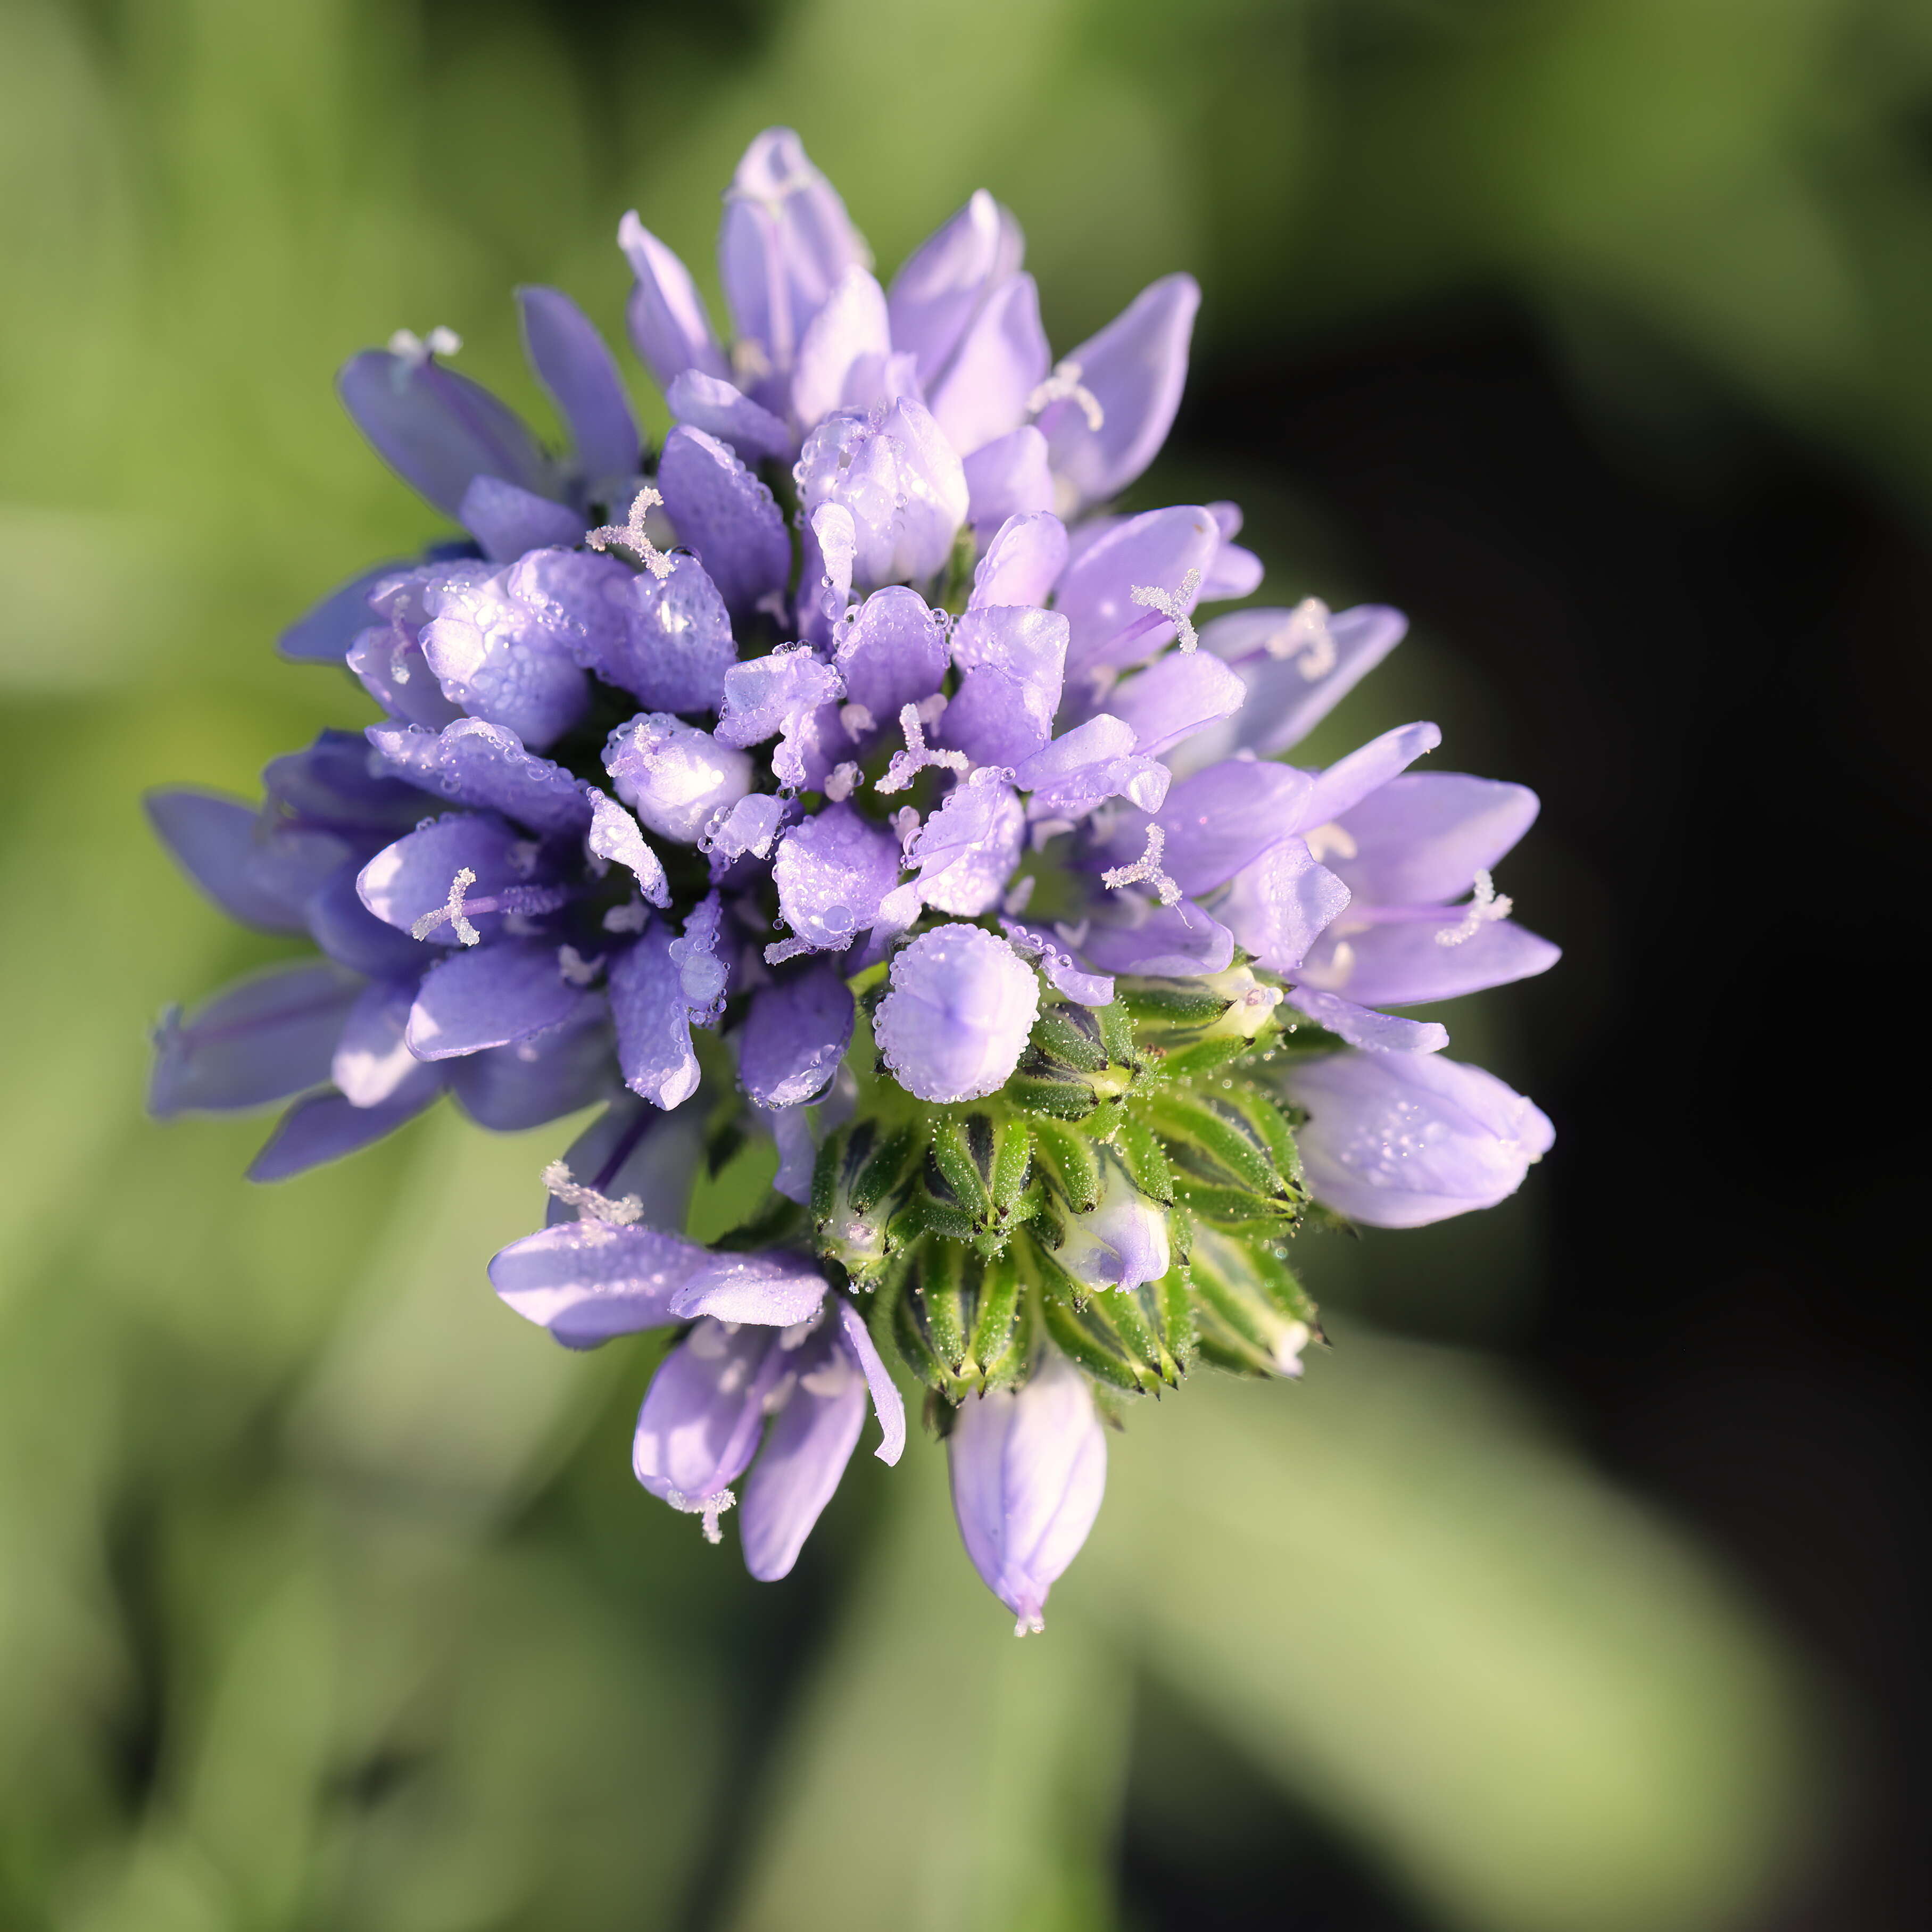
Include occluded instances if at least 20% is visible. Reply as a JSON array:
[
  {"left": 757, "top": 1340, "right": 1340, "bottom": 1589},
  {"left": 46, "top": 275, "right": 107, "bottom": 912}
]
[
  {"left": 1101, "top": 824, "right": 1182, "bottom": 907},
  {"left": 874, "top": 702, "right": 969, "bottom": 794},
  {"left": 838, "top": 702, "right": 876, "bottom": 736},
  {"left": 914, "top": 691, "right": 949, "bottom": 727},
  {"left": 541, "top": 1158, "right": 643, "bottom": 1226},
  {"left": 557, "top": 944, "right": 601, "bottom": 986},
  {"left": 764, "top": 935, "right": 814, "bottom": 965},
  {"left": 893, "top": 806, "right": 923, "bottom": 851},
  {"left": 411, "top": 866, "right": 480, "bottom": 944},
  {"left": 1265, "top": 596, "right": 1337, "bottom": 678},
  {"left": 1436, "top": 868, "right": 1513, "bottom": 946},
  {"left": 586, "top": 485, "right": 675, "bottom": 581},
  {"left": 387, "top": 325, "right": 462, "bottom": 368},
  {"left": 664, "top": 1486, "right": 737, "bottom": 1543},
  {"left": 603, "top": 899, "right": 650, "bottom": 933},
  {"left": 1130, "top": 569, "right": 1203, "bottom": 652},
  {"left": 1026, "top": 358, "right": 1105, "bottom": 432},
  {"left": 823, "top": 761, "right": 862, "bottom": 802},
  {"left": 1002, "top": 874, "right": 1037, "bottom": 916}
]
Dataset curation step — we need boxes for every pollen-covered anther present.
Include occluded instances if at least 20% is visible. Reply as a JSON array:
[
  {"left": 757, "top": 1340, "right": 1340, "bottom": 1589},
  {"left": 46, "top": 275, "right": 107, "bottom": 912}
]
[
  {"left": 1129, "top": 569, "right": 1204, "bottom": 652},
  {"left": 556, "top": 944, "right": 602, "bottom": 986},
  {"left": 1265, "top": 596, "right": 1337, "bottom": 678},
  {"left": 387, "top": 325, "right": 461, "bottom": 368},
  {"left": 411, "top": 866, "right": 482, "bottom": 944},
  {"left": 1101, "top": 824, "right": 1182, "bottom": 907},
  {"left": 1027, "top": 358, "right": 1105, "bottom": 432},
  {"left": 875, "top": 702, "right": 970, "bottom": 794},
  {"left": 662, "top": 1485, "right": 737, "bottom": 1545},
  {"left": 587, "top": 485, "right": 675, "bottom": 581},
  {"left": 1436, "top": 868, "right": 1513, "bottom": 947},
  {"left": 540, "top": 1158, "right": 644, "bottom": 1227},
  {"left": 823, "top": 761, "right": 862, "bottom": 802}
]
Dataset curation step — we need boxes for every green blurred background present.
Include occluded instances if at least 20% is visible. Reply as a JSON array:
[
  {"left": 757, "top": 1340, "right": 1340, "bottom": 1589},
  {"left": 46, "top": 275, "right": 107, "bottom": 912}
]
[{"left": 4, "top": 1, "right": 1926, "bottom": 1927}]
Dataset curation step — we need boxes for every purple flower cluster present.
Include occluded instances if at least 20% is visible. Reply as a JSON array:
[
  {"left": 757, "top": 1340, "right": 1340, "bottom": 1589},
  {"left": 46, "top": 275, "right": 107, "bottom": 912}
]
[{"left": 150, "top": 130, "right": 1560, "bottom": 1629}]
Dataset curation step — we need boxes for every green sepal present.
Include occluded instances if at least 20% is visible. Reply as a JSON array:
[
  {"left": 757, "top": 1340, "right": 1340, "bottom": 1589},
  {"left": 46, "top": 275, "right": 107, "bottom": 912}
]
[
  {"left": 1030, "top": 1118, "right": 1102, "bottom": 1213},
  {"left": 969, "top": 1248, "right": 1027, "bottom": 1388},
  {"left": 1139, "top": 1090, "right": 1293, "bottom": 1201},
  {"left": 928, "top": 1118, "right": 989, "bottom": 1220},
  {"left": 1213, "top": 1082, "right": 1307, "bottom": 1192},
  {"left": 1115, "top": 981, "right": 1231, "bottom": 1028},
  {"left": 1094, "top": 998, "right": 1139, "bottom": 1066},
  {"left": 1171, "top": 1175, "right": 1297, "bottom": 1233},
  {"left": 851, "top": 1120, "right": 924, "bottom": 1214},
  {"left": 1032, "top": 1006, "right": 1108, "bottom": 1074},
  {"left": 1185, "top": 1223, "right": 1320, "bottom": 1377},
  {"left": 1004, "top": 1071, "right": 1098, "bottom": 1120},
  {"left": 1027, "top": 1237, "right": 1171, "bottom": 1395},
  {"left": 1110, "top": 1114, "right": 1174, "bottom": 1205},
  {"left": 1157, "top": 1035, "right": 1261, "bottom": 1081}
]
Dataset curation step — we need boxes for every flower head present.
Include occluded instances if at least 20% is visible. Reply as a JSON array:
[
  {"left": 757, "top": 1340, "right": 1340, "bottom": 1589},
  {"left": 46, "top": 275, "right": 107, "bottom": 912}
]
[{"left": 148, "top": 128, "right": 1560, "bottom": 1618}]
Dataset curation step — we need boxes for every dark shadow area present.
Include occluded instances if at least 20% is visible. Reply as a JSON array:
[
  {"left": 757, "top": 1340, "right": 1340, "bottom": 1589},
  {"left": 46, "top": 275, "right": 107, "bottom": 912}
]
[{"left": 1139, "top": 299, "right": 1931, "bottom": 1931}]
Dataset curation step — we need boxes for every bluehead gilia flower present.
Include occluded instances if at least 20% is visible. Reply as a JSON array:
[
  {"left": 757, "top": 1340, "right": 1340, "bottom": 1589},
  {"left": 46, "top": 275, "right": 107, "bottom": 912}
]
[{"left": 148, "top": 129, "right": 1560, "bottom": 1631}]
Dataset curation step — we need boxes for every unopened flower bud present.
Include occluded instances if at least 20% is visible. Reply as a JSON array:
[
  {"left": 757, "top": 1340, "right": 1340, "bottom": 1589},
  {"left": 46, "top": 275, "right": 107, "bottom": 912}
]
[
  {"left": 1282, "top": 1049, "right": 1553, "bottom": 1228},
  {"left": 948, "top": 1349, "right": 1107, "bottom": 1635}
]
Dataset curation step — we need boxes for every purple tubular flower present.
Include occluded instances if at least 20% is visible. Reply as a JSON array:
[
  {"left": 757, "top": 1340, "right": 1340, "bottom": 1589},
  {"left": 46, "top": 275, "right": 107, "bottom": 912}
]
[
  {"left": 739, "top": 965, "right": 855, "bottom": 1109},
  {"left": 1217, "top": 838, "right": 1353, "bottom": 974},
  {"left": 1014, "top": 715, "right": 1168, "bottom": 818},
  {"left": 1037, "top": 273, "right": 1200, "bottom": 517},
  {"left": 459, "top": 477, "right": 587, "bottom": 564},
  {"left": 948, "top": 1350, "right": 1107, "bottom": 1634},
  {"left": 417, "top": 564, "right": 592, "bottom": 750},
  {"left": 619, "top": 212, "right": 728, "bottom": 392},
  {"left": 717, "top": 128, "right": 869, "bottom": 408},
  {"left": 887, "top": 188, "right": 1025, "bottom": 387},
  {"left": 147, "top": 789, "right": 352, "bottom": 935},
  {"left": 516, "top": 283, "right": 641, "bottom": 487},
  {"left": 740, "top": 1300, "right": 906, "bottom": 1579},
  {"left": 248, "top": 1082, "right": 440, "bottom": 1182},
  {"left": 605, "top": 713, "right": 753, "bottom": 844},
  {"left": 790, "top": 264, "right": 894, "bottom": 428},
  {"left": 1056, "top": 503, "right": 1221, "bottom": 683},
  {"left": 904, "top": 770, "right": 1025, "bottom": 917},
  {"left": 717, "top": 645, "right": 843, "bottom": 790},
  {"left": 833, "top": 587, "right": 949, "bottom": 727},
  {"left": 1282, "top": 1050, "right": 1554, "bottom": 1229},
  {"left": 407, "top": 939, "right": 583, "bottom": 1060},
  {"left": 152, "top": 126, "right": 1565, "bottom": 1621},
  {"left": 941, "top": 604, "right": 1068, "bottom": 767},
  {"left": 874, "top": 925, "right": 1039, "bottom": 1103},
  {"left": 795, "top": 398, "right": 969, "bottom": 590},
  {"left": 656, "top": 426, "right": 791, "bottom": 621},
  {"left": 368, "top": 718, "right": 593, "bottom": 836},
  {"left": 1057, "top": 1158, "right": 1171, "bottom": 1293},
  {"left": 962, "top": 426, "right": 1055, "bottom": 536},
  {"left": 608, "top": 919, "right": 704, "bottom": 1109},
  {"left": 667, "top": 369, "right": 791, "bottom": 462},
  {"left": 337, "top": 348, "right": 554, "bottom": 518},
  {"left": 278, "top": 559, "right": 413, "bottom": 664},
  {"left": 150, "top": 961, "right": 364, "bottom": 1116},
  {"left": 1185, "top": 601, "right": 1410, "bottom": 767},
  {"left": 770, "top": 803, "right": 902, "bottom": 955},
  {"left": 443, "top": 1000, "right": 617, "bottom": 1131},
  {"left": 969, "top": 511, "right": 1068, "bottom": 611},
  {"left": 1293, "top": 768, "right": 1561, "bottom": 1007},
  {"left": 1104, "top": 649, "right": 1248, "bottom": 759},
  {"left": 925, "top": 273, "right": 1049, "bottom": 457}
]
